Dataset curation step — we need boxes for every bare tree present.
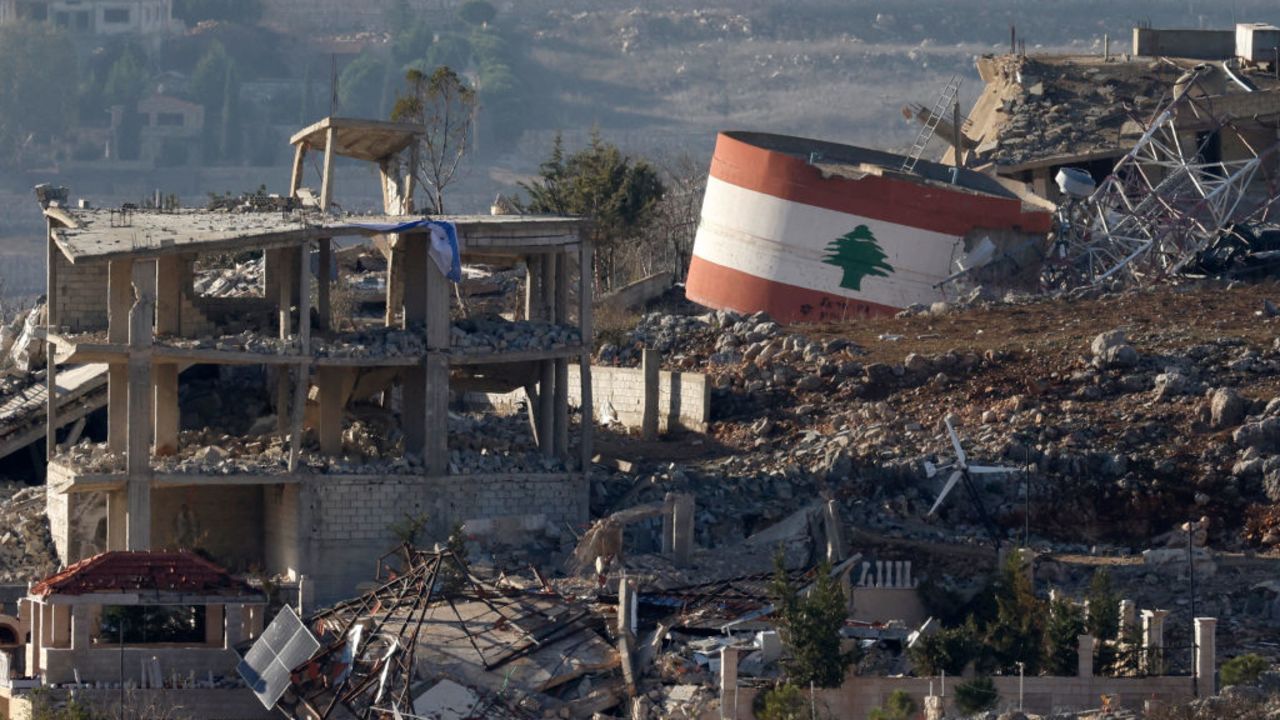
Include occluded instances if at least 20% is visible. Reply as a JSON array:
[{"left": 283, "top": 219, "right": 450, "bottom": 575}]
[{"left": 391, "top": 66, "right": 476, "bottom": 214}]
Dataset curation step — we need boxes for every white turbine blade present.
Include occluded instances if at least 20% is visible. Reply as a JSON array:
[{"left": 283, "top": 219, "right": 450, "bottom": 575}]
[
  {"left": 945, "top": 418, "right": 966, "bottom": 468},
  {"left": 928, "top": 470, "right": 963, "bottom": 516},
  {"left": 969, "top": 465, "right": 1019, "bottom": 475}
]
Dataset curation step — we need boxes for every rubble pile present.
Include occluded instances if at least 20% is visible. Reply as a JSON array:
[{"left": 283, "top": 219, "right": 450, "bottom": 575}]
[
  {"left": 592, "top": 283, "right": 1280, "bottom": 555},
  {"left": 449, "top": 411, "right": 572, "bottom": 474},
  {"left": 193, "top": 255, "right": 264, "bottom": 297},
  {"left": 311, "top": 328, "right": 426, "bottom": 358},
  {"left": 982, "top": 55, "right": 1184, "bottom": 167},
  {"left": 0, "top": 484, "right": 58, "bottom": 582},
  {"left": 450, "top": 316, "right": 582, "bottom": 354}
]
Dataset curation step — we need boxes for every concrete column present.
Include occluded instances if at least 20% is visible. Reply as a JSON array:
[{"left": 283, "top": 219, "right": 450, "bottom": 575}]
[
  {"left": 224, "top": 604, "right": 245, "bottom": 649},
  {"left": 423, "top": 353, "right": 448, "bottom": 475},
  {"left": 553, "top": 250, "right": 570, "bottom": 458},
  {"left": 126, "top": 261, "right": 155, "bottom": 551},
  {"left": 1195, "top": 617, "right": 1216, "bottom": 697},
  {"left": 319, "top": 127, "right": 336, "bottom": 211},
  {"left": 617, "top": 577, "right": 635, "bottom": 638},
  {"left": 106, "top": 490, "right": 126, "bottom": 551},
  {"left": 423, "top": 245, "right": 450, "bottom": 350},
  {"left": 205, "top": 604, "right": 224, "bottom": 647},
  {"left": 402, "top": 236, "right": 426, "bottom": 330},
  {"left": 288, "top": 244, "right": 312, "bottom": 473},
  {"left": 152, "top": 364, "right": 179, "bottom": 456},
  {"left": 107, "top": 259, "right": 133, "bottom": 453},
  {"left": 538, "top": 359, "right": 555, "bottom": 456},
  {"left": 45, "top": 219, "right": 57, "bottom": 462},
  {"left": 1142, "top": 609, "right": 1169, "bottom": 675},
  {"left": 70, "top": 605, "right": 91, "bottom": 650},
  {"left": 641, "top": 347, "right": 659, "bottom": 440},
  {"left": 154, "top": 255, "right": 181, "bottom": 336},
  {"left": 720, "top": 645, "right": 740, "bottom": 708},
  {"left": 317, "top": 367, "right": 346, "bottom": 456},
  {"left": 924, "top": 695, "right": 944, "bottom": 720},
  {"left": 577, "top": 238, "right": 594, "bottom": 474},
  {"left": 661, "top": 493, "right": 675, "bottom": 556},
  {"left": 824, "top": 499, "right": 847, "bottom": 563},
  {"left": 317, "top": 239, "right": 331, "bottom": 331},
  {"left": 51, "top": 604, "right": 70, "bottom": 648},
  {"left": 288, "top": 143, "right": 306, "bottom": 197},
  {"left": 671, "top": 493, "right": 694, "bottom": 566},
  {"left": 1120, "top": 599, "right": 1137, "bottom": 636},
  {"left": 1078, "top": 634, "right": 1095, "bottom": 677},
  {"left": 39, "top": 602, "right": 53, "bottom": 647}
]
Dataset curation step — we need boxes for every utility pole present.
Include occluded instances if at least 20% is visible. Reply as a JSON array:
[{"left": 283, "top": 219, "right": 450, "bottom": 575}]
[{"left": 1188, "top": 517, "right": 1198, "bottom": 697}]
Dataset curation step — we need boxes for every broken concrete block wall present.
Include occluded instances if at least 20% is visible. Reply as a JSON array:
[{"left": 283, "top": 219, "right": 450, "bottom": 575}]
[{"left": 51, "top": 254, "right": 108, "bottom": 333}]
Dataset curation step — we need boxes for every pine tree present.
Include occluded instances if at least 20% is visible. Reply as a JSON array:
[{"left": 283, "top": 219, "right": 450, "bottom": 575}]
[
  {"left": 1085, "top": 569, "right": 1120, "bottom": 674},
  {"left": 822, "top": 224, "right": 893, "bottom": 290},
  {"left": 1043, "top": 595, "right": 1084, "bottom": 675},
  {"left": 986, "top": 551, "right": 1045, "bottom": 674},
  {"left": 768, "top": 554, "right": 854, "bottom": 688}
]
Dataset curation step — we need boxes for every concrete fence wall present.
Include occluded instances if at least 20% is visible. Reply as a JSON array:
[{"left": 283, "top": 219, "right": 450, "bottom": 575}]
[
  {"left": 726, "top": 674, "right": 1194, "bottom": 719},
  {"left": 569, "top": 364, "right": 710, "bottom": 432}
]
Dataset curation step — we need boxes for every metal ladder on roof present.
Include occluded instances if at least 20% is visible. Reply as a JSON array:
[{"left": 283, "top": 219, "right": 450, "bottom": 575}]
[{"left": 900, "top": 74, "right": 962, "bottom": 174}]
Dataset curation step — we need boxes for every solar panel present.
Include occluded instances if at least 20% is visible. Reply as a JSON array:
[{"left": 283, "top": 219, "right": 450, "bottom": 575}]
[{"left": 237, "top": 605, "right": 321, "bottom": 709}]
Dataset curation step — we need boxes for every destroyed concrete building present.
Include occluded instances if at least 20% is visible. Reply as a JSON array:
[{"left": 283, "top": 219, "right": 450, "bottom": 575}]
[
  {"left": 37, "top": 117, "right": 594, "bottom": 604},
  {"left": 688, "top": 24, "right": 1280, "bottom": 321}
]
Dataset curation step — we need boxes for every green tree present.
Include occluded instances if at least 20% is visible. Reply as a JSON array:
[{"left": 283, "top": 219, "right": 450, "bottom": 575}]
[
  {"left": 955, "top": 677, "right": 999, "bottom": 714},
  {"left": 338, "top": 51, "right": 389, "bottom": 116},
  {"left": 392, "top": 19, "right": 435, "bottom": 70},
  {"left": 768, "top": 555, "right": 853, "bottom": 688},
  {"left": 822, "top": 224, "right": 893, "bottom": 291},
  {"left": 519, "top": 131, "right": 665, "bottom": 291},
  {"left": 986, "top": 550, "right": 1045, "bottom": 674},
  {"left": 458, "top": 0, "right": 497, "bottom": 27},
  {"left": 753, "top": 683, "right": 807, "bottom": 720},
  {"left": 868, "top": 689, "right": 916, "bottom": 720},
  {"left": 173, "top": 0, "right": 263, "bottom": 24},
  {"left": 191, "top": 41, "right": 231, "bottom": 110},
  {"left": 103, "top": 44, "right": 150, "bottom": 107},
  {"left": 392, "top": 66, "right": 476, "bottom": 214},
  {"left": 908, "top": 617, "right": 983, "bottom": 676},
  {"left": 1085, "top": 568, "right": 1120, "bottom": 674},
  {"left": 426, "top": 34, "right": 471, "bottom": 71},
  {"left": 1220, "top": 654, "right": 1269, "bottom": 687},
  {"left": 1043, "top": 595, "right": 1085, "bottom": 675},
  {"left": 0, "top": 23, "right": 76, "bottom": 165}
]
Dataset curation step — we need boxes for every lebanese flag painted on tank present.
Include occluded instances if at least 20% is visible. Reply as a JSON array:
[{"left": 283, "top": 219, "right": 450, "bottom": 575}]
[{"left": 685, "top": 132, "right": 1051, "bottom": 324}]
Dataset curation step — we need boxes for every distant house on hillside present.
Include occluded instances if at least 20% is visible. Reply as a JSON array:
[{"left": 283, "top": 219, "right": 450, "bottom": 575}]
[
  {"left": 108, "top": 92, "right": 205, "bottom": 166},
  {"left": 0, "top": 0, "right": 172, "bottom": 36}
]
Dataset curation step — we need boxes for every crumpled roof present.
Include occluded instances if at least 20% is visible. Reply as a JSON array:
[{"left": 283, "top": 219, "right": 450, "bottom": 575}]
[{"left": 31, "top": 550, "right": 260, "bottom": 599}]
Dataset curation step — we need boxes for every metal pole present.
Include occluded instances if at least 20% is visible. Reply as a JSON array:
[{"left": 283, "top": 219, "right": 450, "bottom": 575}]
[
  {"left": 1018, "top": 661, "right": 1024, "bottom": 710},
  {"left": 1189, "top": 519, "right": 1198, "bottom": 697},
  {"left": 119, "top": 618, "right": 125, "bottom": 717}
]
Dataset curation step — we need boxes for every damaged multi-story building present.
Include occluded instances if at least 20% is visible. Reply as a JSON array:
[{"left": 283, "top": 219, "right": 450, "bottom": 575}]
[{"left": 37, "top": 117, "right": 594, "bottom": 603}]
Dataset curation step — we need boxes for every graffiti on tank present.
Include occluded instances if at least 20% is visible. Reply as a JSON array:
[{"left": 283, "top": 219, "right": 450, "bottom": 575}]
[{"left": 821, "top": 225, "right": 894, "bottom": 291}]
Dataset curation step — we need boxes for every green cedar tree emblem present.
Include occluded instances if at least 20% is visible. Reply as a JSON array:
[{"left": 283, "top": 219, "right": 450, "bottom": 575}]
[{"left": 822, "top": 224, "right": 894, "bottom": 291}]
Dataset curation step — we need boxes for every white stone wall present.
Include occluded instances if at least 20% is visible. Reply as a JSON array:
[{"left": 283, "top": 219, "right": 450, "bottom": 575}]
[{"left": 568, "top": 365, "right": 709, "bottom": 432}]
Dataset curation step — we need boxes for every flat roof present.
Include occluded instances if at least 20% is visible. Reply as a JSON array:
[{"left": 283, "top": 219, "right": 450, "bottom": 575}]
[{"left": 46, "top": 208, "right": 585, "bottom": 264}]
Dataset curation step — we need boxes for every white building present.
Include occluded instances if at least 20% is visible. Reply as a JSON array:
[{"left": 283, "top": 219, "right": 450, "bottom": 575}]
[{"left": 0, "top": 0, "right": 172, "bottom": 35}]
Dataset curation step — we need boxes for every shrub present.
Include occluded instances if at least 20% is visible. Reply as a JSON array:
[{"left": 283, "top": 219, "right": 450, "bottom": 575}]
[
  {"left": 753, "top": 683, "right": 807, "bottom": 720},
  {"left": 954, "top": 676, "right": 999, "bottom": 715},
  {"left": 908, "top": 618, "right": 981, "bottom": 676},
  {"left": 1220, "top": 654, "right": 1270, "bottom": 688},
  {"left": 868, "top": 689, "right": 916, "bottom": 720}
]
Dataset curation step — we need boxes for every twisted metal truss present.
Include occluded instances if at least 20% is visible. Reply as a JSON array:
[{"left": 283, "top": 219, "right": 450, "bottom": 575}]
[{"left": 1045, "top": 73, "right": 1280, "bottom": 289}]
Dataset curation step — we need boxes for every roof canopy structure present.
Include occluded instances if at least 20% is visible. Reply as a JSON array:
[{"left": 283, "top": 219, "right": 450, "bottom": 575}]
[{"left": 289, "top": 117, "right": 423, "bottom": 163}]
